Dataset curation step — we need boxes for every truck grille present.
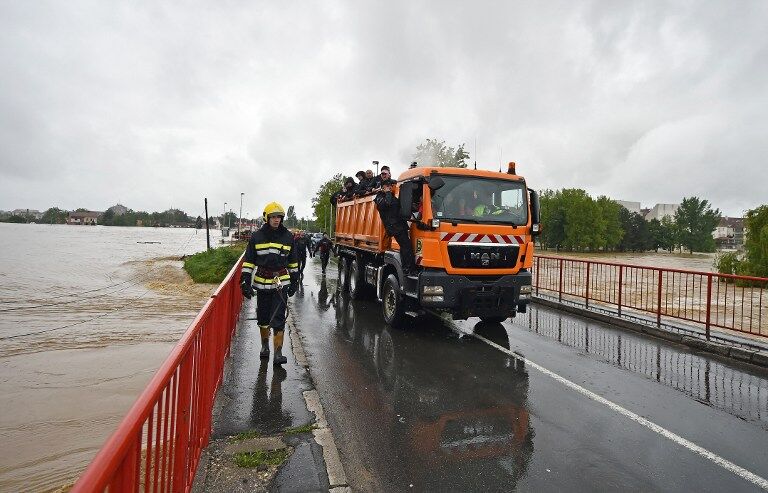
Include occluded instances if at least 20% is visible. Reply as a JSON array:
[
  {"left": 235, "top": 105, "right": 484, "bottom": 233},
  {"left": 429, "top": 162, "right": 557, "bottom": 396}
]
[{"left": 447, "top": 244, "right": 519, "bottom": 269}]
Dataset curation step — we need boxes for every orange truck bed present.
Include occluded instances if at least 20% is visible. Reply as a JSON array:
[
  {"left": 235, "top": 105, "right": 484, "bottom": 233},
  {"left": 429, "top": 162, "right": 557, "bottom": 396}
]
[{"left": 335, "top": 193, "right": 400, "bottom": 253}]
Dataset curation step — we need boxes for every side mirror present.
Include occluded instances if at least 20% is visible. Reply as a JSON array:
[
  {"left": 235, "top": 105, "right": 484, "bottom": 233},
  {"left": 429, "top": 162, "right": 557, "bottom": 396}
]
[
  {"left": 427, "top": 176, "right": 445, "bottom": 191},
  {"left": 398, "top": 182, "right": 416, "bottom": 219},
  {"left": 529, "top": 189, "right": 541, "bottom": 236}
]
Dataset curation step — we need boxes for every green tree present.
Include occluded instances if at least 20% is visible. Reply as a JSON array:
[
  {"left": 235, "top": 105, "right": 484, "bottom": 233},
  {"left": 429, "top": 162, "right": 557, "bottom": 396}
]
[
  {"left": 741, "top": 205, "right": 768, "bottom": 277},
  {"left": 413, "top": 138, "right": 469, "bottom": 168},
  {"left": 41, "top": 207, "right": 68, "bottom": 224},
  {"left": 312, "top": 173, "right": 345, "bottom": 234},
  {"left": 221, "top": 211, "right": 238, "bottom": 228},
  {"left": 6, "top": 215, "right": 26, "bottom": 223},
  {"left": 595, "top": 196, "right": 623, "bottom": 250},
  {"left": 285, "top": 205, "right": 297, "bottom": 229},
  {"left": 674, "top": 197, "right": 721, "bottom": 254}
]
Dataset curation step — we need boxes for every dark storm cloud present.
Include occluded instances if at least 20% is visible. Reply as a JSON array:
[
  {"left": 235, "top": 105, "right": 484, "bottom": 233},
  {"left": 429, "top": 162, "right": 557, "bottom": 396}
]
[{"left": 1, "top": 0, "right": 766, "bottom": 218}]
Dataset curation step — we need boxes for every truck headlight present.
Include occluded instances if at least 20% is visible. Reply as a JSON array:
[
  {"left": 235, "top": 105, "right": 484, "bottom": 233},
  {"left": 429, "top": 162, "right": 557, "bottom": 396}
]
[
  {"left": 520, "top": 285, "right": 532, "bottom": 295},
  {"left": 424, "top": 295, "right": 444, "bottom": 303},
  {"left": 423, "top": 285, "right": 444, "bottom": 295}
]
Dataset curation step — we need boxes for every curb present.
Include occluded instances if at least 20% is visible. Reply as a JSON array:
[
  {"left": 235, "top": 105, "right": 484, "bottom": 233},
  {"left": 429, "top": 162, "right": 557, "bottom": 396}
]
[
  {"left": 288, "top": 318, "right": 350, "bottom": 490},
  {"left": 533, "top": 298, "right": 768, "bottom": 370}
]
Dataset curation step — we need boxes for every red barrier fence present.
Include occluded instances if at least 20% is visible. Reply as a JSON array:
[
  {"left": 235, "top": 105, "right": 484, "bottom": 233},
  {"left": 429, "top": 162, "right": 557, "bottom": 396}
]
[
  {"left": 534, "top": 255, "right": 768, "bottom": 341},
  {"left": 73, "top": 255, "right": 244, "bottom": 492}
]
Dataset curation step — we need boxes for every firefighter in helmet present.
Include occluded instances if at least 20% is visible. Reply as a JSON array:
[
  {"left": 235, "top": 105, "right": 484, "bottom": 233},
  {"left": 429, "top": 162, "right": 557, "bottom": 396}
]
[{"left": 240, "top": 202, "right": 299, "bottom": 365}]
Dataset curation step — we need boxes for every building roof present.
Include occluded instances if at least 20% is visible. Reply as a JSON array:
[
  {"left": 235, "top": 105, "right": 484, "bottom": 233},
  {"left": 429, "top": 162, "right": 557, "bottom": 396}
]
[{"left": 69, "top": 211, "right": 101, "bottom": 219}]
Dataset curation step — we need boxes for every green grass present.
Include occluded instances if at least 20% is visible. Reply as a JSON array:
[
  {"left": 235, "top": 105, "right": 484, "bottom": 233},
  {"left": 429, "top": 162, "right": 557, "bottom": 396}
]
[
  {"left": 230, "top": 430, "right": 261, "bottom": 442},
  {"left": 183, "top": 245, "right": 244, "bottom": 283},
  {"left": 233, "top": 449, "right": 289, "bottom": 468},
  {"left": 283, "top": 423, "right": 318, "bottom": 435}
]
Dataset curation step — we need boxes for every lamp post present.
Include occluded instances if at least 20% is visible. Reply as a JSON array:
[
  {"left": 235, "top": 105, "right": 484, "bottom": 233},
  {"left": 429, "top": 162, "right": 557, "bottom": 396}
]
[
  {"left": 239, "top": 193, "right": 244, "bottom": 234},
  {"left": 223, "top": 202, "right": 227, "bottom": 230}
]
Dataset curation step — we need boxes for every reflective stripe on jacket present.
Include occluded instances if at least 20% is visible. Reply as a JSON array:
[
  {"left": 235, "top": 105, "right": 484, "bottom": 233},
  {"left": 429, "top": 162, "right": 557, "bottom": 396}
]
[{"left": 241, "top": 223, "right": 298, "bottom": 289}]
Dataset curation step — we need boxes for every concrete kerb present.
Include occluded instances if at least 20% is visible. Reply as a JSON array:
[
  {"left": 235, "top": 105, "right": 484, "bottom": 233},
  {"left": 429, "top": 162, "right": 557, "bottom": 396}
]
[
  {"left": 532, "top": 297, "right": 768, "bottom": 370},
  {"left": 288, "top": 312, "right": 350, "bottom": 489}
]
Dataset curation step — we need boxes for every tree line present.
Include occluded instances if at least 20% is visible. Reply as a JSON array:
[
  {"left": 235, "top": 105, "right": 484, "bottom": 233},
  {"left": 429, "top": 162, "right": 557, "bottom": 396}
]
[{"left": 539, "top": 190, "right": 722, "bottom": 254}]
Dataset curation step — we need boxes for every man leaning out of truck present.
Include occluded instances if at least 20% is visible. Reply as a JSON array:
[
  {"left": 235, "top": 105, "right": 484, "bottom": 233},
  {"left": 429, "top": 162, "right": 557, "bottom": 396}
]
[{"left": 375, "top": 178, "right": 416, "bottom": 276}]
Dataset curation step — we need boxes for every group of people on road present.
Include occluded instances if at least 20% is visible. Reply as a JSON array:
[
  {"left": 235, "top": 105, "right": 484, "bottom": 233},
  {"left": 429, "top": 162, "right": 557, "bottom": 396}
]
[{"left": 242, "top": 162, "right": 419, "bottom": 364}]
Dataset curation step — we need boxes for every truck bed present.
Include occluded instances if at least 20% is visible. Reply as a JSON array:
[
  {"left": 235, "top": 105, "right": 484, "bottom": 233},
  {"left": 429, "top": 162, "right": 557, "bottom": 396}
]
[{"left": 335, "top": 194, "right": 394, "bottom": 254}]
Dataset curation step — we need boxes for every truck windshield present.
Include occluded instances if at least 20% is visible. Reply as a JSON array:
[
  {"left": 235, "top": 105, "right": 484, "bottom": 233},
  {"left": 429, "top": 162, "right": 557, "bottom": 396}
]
[{"left": 430, "top": 176, "right": 528, "bottom": 225}]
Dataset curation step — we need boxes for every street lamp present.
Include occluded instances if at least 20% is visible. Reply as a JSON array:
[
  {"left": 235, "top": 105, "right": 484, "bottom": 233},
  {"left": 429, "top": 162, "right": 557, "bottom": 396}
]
[
  {"left": 223, "top": 202, "right": 227, "bottom": 230},
  {"left": 239, "top": 192, "right": 244, "bottom": 234}
]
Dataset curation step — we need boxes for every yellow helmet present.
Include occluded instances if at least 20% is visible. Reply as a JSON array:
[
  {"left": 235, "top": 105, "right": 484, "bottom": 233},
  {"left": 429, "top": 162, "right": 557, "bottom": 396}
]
[{"left": 263, "top": 201, "right": 285, "bottom": 221}]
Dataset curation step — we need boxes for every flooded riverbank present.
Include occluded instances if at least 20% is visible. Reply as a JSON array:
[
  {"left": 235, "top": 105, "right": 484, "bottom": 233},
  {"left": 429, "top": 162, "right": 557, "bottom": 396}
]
[{"left": 0, "top": 224, "right": 223, "bottom": 491}]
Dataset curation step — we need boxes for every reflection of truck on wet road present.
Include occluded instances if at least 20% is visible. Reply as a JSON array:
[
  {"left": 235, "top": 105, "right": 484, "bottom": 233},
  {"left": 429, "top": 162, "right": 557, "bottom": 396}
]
[{"left": 334, "top": 163, "right": 541, "bottom": 326}]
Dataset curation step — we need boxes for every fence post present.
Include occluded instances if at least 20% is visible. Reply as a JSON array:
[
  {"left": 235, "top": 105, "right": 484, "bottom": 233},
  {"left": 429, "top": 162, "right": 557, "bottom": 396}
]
[
  {"left": 705, "top": 274, "right": 713, "bottom": 341},
  {"left": 657, "top": 269, "right": 663, "bottom": 326},
  {"left": 617, "top": 265, "right": 623, "bottom": 317},
  {"left": 172, "top": 356, "right": 193, "bottom": 490},
  {"left": 558, "top": 258, "right": 564, "bottom": 302},
  {"left": 535, "top": 256, "right": 540, "bottom": 296},
  {"left": 585, "top": 262, "right": 591, "bottom": 309}
]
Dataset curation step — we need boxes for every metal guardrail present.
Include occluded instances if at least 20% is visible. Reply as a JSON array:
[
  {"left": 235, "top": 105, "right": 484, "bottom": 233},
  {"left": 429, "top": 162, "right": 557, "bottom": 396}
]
[
  {"left": 534, "top": 256, "right": 768, "bottom": 340},
  {"left": 73, "top": 255, "right": 244, "bottom": 492}
]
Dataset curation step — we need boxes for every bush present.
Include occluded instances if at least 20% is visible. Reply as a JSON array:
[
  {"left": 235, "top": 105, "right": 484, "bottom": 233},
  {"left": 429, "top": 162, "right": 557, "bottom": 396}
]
[
  {"left": 715, "top": 252, "right": 742, "bottom": 277},
  {"left": 183, "top": 245, "right": 244, "bottom": 283}
]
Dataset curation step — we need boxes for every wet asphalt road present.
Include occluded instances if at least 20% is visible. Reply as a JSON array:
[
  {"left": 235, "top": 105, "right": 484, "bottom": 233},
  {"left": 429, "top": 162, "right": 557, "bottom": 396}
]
[{"left": 291, "top": 258, "right": 768, "bottom": 492}]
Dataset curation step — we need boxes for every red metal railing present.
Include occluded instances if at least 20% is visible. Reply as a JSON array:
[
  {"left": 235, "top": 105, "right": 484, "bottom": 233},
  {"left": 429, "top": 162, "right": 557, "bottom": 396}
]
[
  {"left": 73, "top": 255, "right": 244, "bottom": 492},
  {"left": 534, "top": 255, "right": 768, "bottom": 340}
]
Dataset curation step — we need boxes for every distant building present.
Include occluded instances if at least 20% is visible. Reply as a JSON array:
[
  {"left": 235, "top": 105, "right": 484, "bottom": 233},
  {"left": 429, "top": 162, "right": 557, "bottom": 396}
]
[
  {"left": 107, "top": 204, "right": 129, "bottom": 216},
  {"left": 616, "top": 200, "right": 641, "bottom": 215},
  {"left": 645, "top": 203, "right": 679, "bottom": 222},
  {"left": 67, "top": 211, "right": 100, "bottom": 225},
  {"left": 713, "top": 217, "right": 745, "bottom": 250},
  {"left": 12, "top": 208, "right": 42, "bottom": 220}
]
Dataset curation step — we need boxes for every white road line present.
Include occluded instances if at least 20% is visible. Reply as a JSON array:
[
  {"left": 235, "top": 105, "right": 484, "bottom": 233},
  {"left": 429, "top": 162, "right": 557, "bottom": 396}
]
[{"left": 468, "top": 329, "right": 768, "bottom": 490}]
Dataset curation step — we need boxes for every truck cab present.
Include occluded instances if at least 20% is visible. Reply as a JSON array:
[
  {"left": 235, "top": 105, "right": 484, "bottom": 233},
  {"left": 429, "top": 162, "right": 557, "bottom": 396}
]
[{"left": 334, "top": 163, "right": 540, "bottom": 326}]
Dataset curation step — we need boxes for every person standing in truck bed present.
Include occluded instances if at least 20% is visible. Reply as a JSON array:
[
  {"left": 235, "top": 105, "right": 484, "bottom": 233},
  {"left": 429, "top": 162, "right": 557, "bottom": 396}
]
[{"left": 375, "top": 178, "right": 416, "bottom": 275}]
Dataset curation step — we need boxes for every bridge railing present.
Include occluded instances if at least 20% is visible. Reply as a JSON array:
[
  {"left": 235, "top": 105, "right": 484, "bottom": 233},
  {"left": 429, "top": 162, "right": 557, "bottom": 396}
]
[
  {"left": 72, "top": 254, "right": 244, "bottom": 492},
  {"left": 533, "top": 255, "right": 768, "bottom": 341}
]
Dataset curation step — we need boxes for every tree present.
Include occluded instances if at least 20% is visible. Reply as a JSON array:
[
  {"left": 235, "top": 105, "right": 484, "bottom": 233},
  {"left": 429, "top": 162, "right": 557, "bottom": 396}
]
[
  {"left": 285, "top": 205, "right": 297, "bottom": 229},
  {"left": 413, "top": 139, "right": 469, "bottom": 168},
  {"left": 674, "top": 197, "right": 721, "bottom": 254},
  {"left": 195, "top": 216, "right": 203, "bottom": 229},
  {"left": 221, "top": 211, "right": 238, "bottom": 228},
  {"left": 595, "top": 196, "right": 624, "bottom": 251},
  {"left": 41, "top": 207, "right": 68, "bottom": 224},
  {"left": 312, "top": 173, "right": 345, "bottom": 234},
  {"left": 6, "top": 215, "right": 26, "bottom": 223},
  {"left": 741, "top": 205, "right": 768, "bottom": 278}
]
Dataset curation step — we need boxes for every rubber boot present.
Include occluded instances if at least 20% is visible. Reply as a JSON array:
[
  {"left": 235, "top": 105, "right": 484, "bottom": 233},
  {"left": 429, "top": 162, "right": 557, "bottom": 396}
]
[
  {"left": 273, "top": 330, "right": 287, "bottom": 365},
  {"left": 259, "top": 325, "right": 270, "bottom": 360}
]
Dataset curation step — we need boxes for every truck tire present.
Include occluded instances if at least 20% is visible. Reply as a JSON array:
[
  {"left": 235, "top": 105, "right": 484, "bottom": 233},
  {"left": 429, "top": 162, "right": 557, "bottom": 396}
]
[
  {"left": 480, "top": 315, "right": 507, "bottom": 324},
  {"left": 338, "top": 257, "right": 350, "bottom": 293},
  {"left": 382, "top": 274, "right": 405, "bottom": 327},
  {"left": 349, "top": 258, "right": 365, "bottom": 300}
]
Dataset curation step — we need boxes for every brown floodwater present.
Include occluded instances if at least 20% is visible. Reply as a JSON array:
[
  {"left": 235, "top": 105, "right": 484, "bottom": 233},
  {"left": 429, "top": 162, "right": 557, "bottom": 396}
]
[{"left": 0, "top": 223, "right": 222, "bottom": 492}]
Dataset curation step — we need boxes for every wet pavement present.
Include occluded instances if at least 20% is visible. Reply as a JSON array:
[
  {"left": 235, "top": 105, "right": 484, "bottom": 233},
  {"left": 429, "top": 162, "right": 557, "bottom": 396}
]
[{"left": 289, "top": 258, "right": 768, "bottom": 492}]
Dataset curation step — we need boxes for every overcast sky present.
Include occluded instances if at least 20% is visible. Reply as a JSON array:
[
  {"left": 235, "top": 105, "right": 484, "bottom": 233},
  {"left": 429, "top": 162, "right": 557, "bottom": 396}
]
[{"left": 1, "top": 1, "right": 766, "bottom": 219}]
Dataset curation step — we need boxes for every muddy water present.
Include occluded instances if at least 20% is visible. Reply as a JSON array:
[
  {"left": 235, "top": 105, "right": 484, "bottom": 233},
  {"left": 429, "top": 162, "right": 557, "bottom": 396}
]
[
  {"left": 0, "top": 223, "right": 224, "bottom": 491},
  {"left": 540, "top": 250, "right": 719, "bottom": 272}
]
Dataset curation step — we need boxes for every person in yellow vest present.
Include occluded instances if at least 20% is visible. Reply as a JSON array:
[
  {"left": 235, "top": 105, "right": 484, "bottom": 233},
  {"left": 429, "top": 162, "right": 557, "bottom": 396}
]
[{"left": 240, "top": 202, "right": 299, "bottom": 365}]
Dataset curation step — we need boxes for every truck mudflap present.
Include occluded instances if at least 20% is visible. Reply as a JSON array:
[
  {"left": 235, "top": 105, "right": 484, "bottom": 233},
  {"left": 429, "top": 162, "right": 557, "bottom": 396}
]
[{"left": 418, "top": 270, "right": 532, "bottom": 319}]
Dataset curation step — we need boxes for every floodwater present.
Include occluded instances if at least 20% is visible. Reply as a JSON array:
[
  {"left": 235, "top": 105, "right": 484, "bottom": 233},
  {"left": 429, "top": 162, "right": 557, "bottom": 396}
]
[{"left": 0, "top": 223, "right": 222, "bottom": 492}]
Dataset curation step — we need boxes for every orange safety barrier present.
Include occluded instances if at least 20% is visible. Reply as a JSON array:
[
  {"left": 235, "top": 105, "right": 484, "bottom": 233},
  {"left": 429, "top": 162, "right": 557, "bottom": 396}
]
[{"left": 73, "top": 254, "right": 245, "bottom": 492}]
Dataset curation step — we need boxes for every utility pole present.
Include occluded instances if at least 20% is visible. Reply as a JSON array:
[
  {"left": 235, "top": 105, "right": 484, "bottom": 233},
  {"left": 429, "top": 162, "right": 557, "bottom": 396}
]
[
  {"left": 204, "top": 198, "right": 210, "bottom": 251},
  {"left": 239, "top": 192, "right": 244, "bottom": 234}
]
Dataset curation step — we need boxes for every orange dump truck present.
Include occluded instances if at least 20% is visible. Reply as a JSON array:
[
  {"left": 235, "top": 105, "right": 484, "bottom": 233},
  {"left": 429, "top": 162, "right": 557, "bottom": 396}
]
[{"left": 334, "top": 163, "right": 541, "bottom": 326}]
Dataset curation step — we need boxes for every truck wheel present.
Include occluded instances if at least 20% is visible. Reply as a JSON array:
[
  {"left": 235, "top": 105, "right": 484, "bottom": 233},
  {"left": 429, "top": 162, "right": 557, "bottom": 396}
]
[
  {"left": 382, "top": 274, "right": 405, "bottom": 327},
  {"left": 349, "top": 258, "right": 364, "bottom": 299},
  {"left": 338, "top": 257, "right": 350, "bottom": 293},
  {"left": 479, "top": 315, "right": 507, "bottom": 324}
]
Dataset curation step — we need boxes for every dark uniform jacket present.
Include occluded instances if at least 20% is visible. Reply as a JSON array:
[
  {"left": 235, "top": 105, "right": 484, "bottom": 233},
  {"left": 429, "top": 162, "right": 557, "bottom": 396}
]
[
  {"left": 241, "top": 223, "right": 298, "bottom": 291},
  {"left": 354, "top": 178, "right": 373, "bottom": 195},
  {"left": 375, "top": 190, "right": 407, "bottom": 235},
  {"left": 294, "top": 235, "right": 310, "bottom": 258},
  {"left": 313, "top": 237, "right": 333, "bottom": 255}
]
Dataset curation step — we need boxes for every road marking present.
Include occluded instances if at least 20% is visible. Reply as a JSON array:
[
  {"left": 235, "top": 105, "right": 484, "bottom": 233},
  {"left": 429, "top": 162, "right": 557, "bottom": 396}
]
[{"left": 467, "top": 328, "right": 768, "bottom": 490}]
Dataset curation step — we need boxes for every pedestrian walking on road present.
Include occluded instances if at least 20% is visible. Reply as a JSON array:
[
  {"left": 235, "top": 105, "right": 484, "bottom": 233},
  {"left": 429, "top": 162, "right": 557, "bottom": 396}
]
[
  {"left": 240, "top": 202, "right": 299, "bottom": 365},
  {"left": 313, "top": 233, "right": 334, "bottom": 275}
]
